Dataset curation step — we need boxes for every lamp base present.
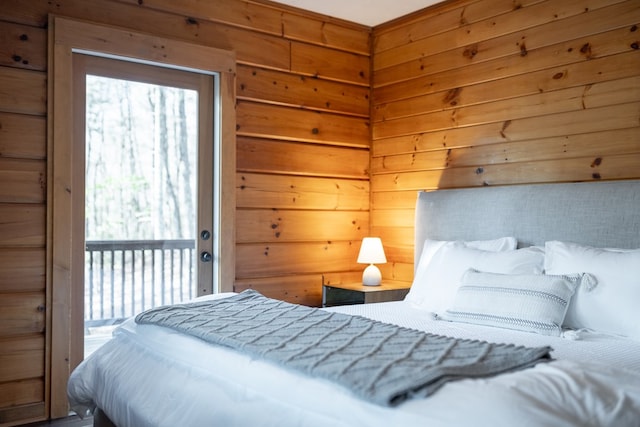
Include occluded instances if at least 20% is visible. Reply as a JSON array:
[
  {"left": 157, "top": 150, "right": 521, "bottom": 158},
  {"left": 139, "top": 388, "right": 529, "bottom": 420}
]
[{"left": 362, "top": 264, "right": 382, "bottom": 286}]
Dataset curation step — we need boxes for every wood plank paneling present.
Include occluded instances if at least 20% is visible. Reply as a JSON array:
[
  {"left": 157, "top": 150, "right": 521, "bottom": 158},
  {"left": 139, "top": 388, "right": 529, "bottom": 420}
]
[
  {"left": 237, "top": 173, "right": 369, "bottom": 210},
  {"left": 0, "top": 379, "right": 44, "bottom": 408},
  {"left": 0, "top": 21, "right": 47, "bottom": 71},
  {"left": 374, "top": 0, "right": 629, "bottom": 71},
  {"left": 374, "top": 2, "right": 638, "bottom": 89},
  {"left": 237, "top": 65, "right": 370, "bottom": 117},
  {"left": 0, "top": 335, "right": 45, "bottom": 382},
  {"left": 237, "top": 101, "right": 370, "bottom": 146},
  {"left": 0, "top": 249, "right": 46, "bottom": 293},
  {"left": 0, "top": 292, "right": 45, "bottom": 337},
  {"left": 0, "top": 204, "right": 45, "bottom": 247},
  {"left": 0, "top": 159, "right": 46, "bottom": 203},
  {"left": 291, "top": 42, "right": 370, "bottom": 85},
  {"left": 236, "top": 209, "right": 368, "bottom": 243},
  {"left": 3, "top": 0, "right": 637, "bottom": 423},
  {"left": 372, "top": 128, "right": 640, "bottom": 173},
  {"left": 0, "top": 67, "right": 46, "bottom": 116},
  {"left": 3, "top": 0, "right": 371, "bottom": 423},
  {"left": 371, "top": 0, "right": 640, "bottom": 285},
  {"left": 236, "top": 240, "right": 360, "bottom": 278},
  {"left": 0, "top": 113, "right": 46, "bottom": 160},
  {"left": 373, "top": 103, "right": 640, "bottom": 157},
  {"left": 282, "top": 12, "right": 370, "bottom": 55},
  {"left": 237, "top": 137, "right": 369, "bottom": 178}
]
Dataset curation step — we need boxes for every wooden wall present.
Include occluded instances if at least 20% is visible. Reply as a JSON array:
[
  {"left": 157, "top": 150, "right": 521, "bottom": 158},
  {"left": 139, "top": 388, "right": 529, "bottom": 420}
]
[
  {"left": 1, "top": 0, "right": 639, "bottom": 424},
  {"left": 370, "top": 0, "right": 640, "bottom": 284},
  {"left": 0, "top": 0, "right": 370, "bottom": 424}
]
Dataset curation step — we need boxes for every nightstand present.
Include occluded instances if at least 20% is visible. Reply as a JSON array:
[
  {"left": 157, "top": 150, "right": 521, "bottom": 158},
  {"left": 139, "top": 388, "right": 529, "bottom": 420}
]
[{"left": 322, "top": 281, "right": 410, "bottom": 307}]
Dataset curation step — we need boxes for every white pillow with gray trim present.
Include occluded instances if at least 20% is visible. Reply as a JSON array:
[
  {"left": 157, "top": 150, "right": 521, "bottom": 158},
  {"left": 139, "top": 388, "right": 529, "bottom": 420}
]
[{"left": 439, "top": 269, "right": 583, "bottom": 336}]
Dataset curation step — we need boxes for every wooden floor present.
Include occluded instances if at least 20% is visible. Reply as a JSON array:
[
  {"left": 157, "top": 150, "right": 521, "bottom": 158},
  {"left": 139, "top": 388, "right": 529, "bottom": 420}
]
[{"left": 22, "top": 415, "right": 93, "bottom": 426}]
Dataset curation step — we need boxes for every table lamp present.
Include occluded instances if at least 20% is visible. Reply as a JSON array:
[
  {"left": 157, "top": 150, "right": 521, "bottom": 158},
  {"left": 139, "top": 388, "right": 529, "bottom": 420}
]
[{"left": 357, "top": 237, "right": 387, "bottom": 286}]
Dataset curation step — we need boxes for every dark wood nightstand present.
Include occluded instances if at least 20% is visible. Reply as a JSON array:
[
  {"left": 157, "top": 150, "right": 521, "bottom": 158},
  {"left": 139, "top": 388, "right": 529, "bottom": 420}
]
[{"left": 322, "top": 281, "right": 410, "bottom": 307}]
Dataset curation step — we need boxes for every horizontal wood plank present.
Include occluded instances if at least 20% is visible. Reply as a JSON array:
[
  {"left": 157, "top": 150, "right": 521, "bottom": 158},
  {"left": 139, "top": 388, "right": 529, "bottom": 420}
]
[
  {"left": 234, "top": 273, "right": 329, "bottom": 306},
  {"left": 291, "top": 42, "right": 370, "bottom": 85},
  {"left": 114, "top": 0, "right": 370, "bottom": 54},
  {"left": 0, "top": 379, "right": 44, "bottom": 408},
  {"left": 374, "top": 6, "right": 638, "bottom": 89},
  {"left": 237, "top": 101, "right": 370, "bottom": 146},
  {"left": 236, "top": 240, "right": 360, "bottom": 278},
  {"left": 373, "top": 0, "right": 541, "bottom": 53},
  {"left": 0, "top": 335, "right": 45, "bottom": 382},
  {"left": 236, "top": 209, "right": 368, "bottom": 243},
  {"left": 374, "top": 79, "right": 640, "bottom": 140},
  {"left": 237, "top": 172, "right": 369, "bottom": 210},
  {"left": 371, "top": 190, "right": 421, "bottom": 210},
  {"left": 237, "top": 137, "right": 369, "bottom": 178},
  {"left": 0, "top": 112, "right": 46, "bottom": 159},
  {"left": 0, "top": 67, "right": 46, "bottom": 116},
  {"left": 374, "top": 48, "right": 640, "bottom": 122},
  {"left": 0, "top": 248, "right": 46, "bottom": 292},
  {"left": 0, "top": 158, "right": 46, "bottom": 203},
  {"left": 0, "top": 292, "right": 45, "bottom": 337},
  {"left": 372, "top": 103, "right": 640, "bottom": 156},
  {"left": 237, "top": 65, "right": 370, "bottom": 117},
  {"left": 282, "top": 12, "right": 370, "bottom": 55},
  {"left": 377, "top": 261, "right": 414, "bottom": 283},
  {"left": 372, "top": 153, "right": 640, "bottom": 191},
  {"left": 374, "top": 0, "right": 629, "bottom": 70},
  {"left": 0, "top": 21, "right": 47, "bottom": 71},
  {"left": 0, "top": 204, "right": 45, "bottom": 247},
  {"left": 372, "top": 128, "right": 640, "bottom": 173}
]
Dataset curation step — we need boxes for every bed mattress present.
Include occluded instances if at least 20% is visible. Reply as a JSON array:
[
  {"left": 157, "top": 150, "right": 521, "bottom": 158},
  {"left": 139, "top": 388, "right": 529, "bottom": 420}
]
[{"left": 68, "top": 294, "right": 640, "bottom": 427}]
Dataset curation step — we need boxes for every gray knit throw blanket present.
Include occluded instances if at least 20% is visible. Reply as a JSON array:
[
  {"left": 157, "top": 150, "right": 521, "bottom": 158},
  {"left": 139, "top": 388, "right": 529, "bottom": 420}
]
[{"left": 135, "top": 290, "right": 551, "bottom": 406}]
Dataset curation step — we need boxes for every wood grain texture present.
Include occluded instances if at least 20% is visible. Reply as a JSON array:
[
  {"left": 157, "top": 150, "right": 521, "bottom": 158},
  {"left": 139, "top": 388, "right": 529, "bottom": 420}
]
[
  {"left": 371, "top": 0, "right": 640, "bottom": 284},
  {"left": 0, "top": 2, "right": 370, "bottom": 422},
  {"left": 1, "top": 0, "right": 639, "bottom": 423}
]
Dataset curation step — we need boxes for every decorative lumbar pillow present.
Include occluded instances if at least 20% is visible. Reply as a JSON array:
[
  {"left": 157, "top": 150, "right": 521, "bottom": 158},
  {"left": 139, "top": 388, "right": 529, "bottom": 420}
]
[
  {"left": 544, "top": 240, "right": 640, "bottom": 340},
  {"left": 406, "top": 242, "right": 544, "bottom": 315},
  {"left": 439, "top": 269, "right": 585, "bottom": 336}
]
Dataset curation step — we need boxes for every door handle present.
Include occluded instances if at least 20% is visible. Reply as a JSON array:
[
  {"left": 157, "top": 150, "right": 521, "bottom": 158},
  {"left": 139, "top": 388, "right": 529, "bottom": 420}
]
[{"left": 200, "top": 251, "right": 212, "bottom": 262}]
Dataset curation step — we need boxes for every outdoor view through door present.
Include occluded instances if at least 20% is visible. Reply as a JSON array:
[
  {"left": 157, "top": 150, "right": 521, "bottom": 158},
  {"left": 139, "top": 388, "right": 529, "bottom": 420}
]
[{"left": 79, "top": 56, "right": 216, "bottom": 357}]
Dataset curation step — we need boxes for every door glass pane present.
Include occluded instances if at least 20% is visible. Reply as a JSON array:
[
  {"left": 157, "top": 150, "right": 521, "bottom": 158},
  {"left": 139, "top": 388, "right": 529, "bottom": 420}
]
[{"left": 84, "top": 75, "right": 198, "bottom": 357}]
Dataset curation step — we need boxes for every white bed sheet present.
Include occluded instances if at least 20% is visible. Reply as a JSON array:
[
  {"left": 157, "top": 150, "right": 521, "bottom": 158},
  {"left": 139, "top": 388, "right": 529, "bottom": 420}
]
[{"left": 68, "top": 294, "right": 640, "bottom": 427}]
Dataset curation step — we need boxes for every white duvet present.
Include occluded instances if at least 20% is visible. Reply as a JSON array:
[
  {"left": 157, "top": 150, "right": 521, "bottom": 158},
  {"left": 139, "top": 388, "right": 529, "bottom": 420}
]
[{"left": 68, "top": 294, "right": 640, "bottom": 427}]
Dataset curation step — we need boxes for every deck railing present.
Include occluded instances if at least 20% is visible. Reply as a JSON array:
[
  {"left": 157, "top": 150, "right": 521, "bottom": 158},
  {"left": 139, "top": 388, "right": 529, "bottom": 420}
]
[{"left": 84, "top": 239, "right": 195, "bottom": 326}]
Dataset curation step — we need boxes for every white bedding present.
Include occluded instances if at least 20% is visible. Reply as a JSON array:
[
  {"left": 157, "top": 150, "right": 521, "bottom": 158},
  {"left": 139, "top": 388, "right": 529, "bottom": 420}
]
[{"left": 68, "top": 294, "right": 640, "bottom": 427}]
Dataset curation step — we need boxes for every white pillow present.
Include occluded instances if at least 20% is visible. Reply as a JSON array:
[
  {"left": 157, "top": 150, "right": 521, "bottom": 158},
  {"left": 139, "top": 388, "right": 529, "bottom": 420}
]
[
  {"left": 440, "top": 269, "right": 582, "bottom": 336},
  {"left": 544, "top": 241, "right": 640, "bottom": 340},
  {"left": 415, "top": 237, "right": 517, "bottom": 277},
  {"left": 406, "top": 242, "right": 544, "bottom": 315}
]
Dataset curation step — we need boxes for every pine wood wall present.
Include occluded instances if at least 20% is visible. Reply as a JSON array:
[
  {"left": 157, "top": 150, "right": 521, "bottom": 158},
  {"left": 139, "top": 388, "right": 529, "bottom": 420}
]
[
  {"left": 0, "top": 0, "right": 369, "bottom": 424},
  {"left": 0, "top": 0, "right": 639, "bottom": 424},
  {"left": 371, "top": 0, "right": 640, "bottom": 284}
]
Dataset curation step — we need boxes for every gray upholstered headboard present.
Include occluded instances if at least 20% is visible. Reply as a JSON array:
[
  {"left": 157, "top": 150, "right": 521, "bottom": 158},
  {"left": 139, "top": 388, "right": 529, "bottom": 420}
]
[{"left": 415, "top": 180, "right": 640, "bottom": 266}]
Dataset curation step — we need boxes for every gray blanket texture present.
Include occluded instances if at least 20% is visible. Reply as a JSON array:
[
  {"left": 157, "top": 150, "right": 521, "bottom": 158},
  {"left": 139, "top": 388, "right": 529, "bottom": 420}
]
[{"left": 135, "top": 290, "right": 551, "bottom": 406}]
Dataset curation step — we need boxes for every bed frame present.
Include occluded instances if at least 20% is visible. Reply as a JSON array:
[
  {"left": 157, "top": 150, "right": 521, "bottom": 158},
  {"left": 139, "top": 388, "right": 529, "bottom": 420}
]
[
  {"left": 91, "top": 179, "right": 640, "bottom": 427},
  {"left": 415, "top": 180, "right": 640, "bottom": 266}
]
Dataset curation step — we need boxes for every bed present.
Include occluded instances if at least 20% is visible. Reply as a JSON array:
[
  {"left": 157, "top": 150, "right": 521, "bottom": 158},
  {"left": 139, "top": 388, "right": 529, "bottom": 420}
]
[{"left": 67, "top": 180, "right": 640, "bottom": 427}]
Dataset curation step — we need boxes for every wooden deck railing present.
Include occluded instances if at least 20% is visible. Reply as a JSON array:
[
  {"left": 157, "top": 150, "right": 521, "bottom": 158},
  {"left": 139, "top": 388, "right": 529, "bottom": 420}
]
[{"left": 84, "top": 239, "right": 195, "bottom": 326}]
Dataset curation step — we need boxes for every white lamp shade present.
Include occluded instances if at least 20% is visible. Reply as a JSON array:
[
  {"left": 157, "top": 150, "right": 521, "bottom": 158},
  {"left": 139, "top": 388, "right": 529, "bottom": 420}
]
[
  {"left": 357, "top": 237, "right": 387, "bottom": 264},
  {"left": 357, "top": 238, "right": 386, "bottom": 286}
]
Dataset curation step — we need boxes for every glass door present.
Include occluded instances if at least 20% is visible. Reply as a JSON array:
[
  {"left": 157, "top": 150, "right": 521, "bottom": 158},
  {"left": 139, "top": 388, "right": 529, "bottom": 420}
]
[{"left": 73, "top": 54, "right": 216, "bottom": 357}]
